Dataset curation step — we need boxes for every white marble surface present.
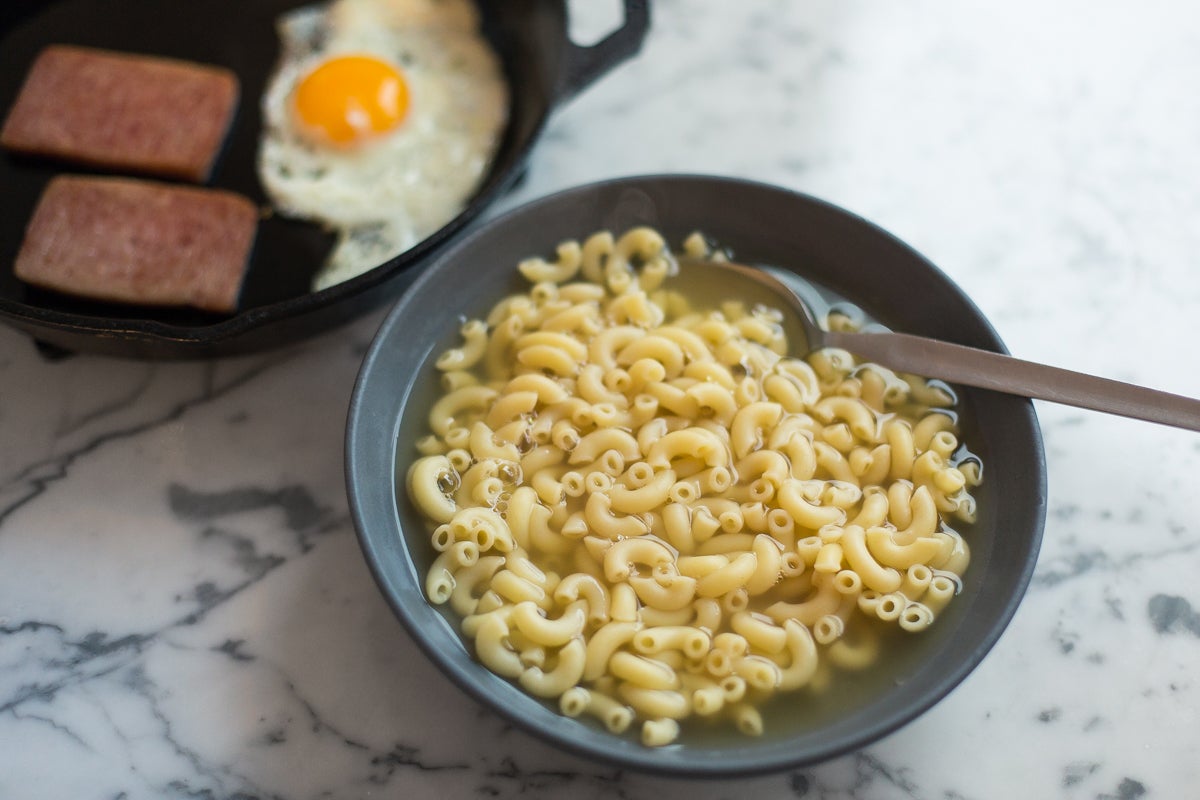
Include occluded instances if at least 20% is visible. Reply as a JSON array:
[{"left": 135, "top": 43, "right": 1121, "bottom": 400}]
[{"left": 3, "top": 0, "right": 1200, "bottom": 797}]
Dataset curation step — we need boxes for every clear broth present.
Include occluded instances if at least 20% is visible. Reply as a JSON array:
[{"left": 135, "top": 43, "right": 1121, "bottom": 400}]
[{"left": 392, "top": 258, "right": 990, "bottom": 747}]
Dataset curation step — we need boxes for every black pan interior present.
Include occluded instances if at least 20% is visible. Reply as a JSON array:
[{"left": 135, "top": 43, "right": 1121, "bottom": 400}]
[{"left": 0, "top": 0, "right": 569, "bottom": 350}]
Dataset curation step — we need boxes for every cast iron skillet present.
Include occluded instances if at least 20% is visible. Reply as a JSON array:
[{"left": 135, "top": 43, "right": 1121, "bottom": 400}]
[
  {"left": 346, "top": 175, "right": 1048, "bottom": 775},
  {"left": 0, "top": 0, "right": 650, "bottom": 358}
]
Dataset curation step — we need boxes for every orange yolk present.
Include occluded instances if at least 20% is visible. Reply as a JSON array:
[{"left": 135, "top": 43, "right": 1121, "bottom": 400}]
[{"left": 293, "top": 55, "right": 409, "bottom": 146}]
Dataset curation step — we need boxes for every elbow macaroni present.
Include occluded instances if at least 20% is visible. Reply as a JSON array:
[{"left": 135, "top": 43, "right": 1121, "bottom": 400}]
[{"left": 406, "top": 227, "right": 982, "bottom": 746}]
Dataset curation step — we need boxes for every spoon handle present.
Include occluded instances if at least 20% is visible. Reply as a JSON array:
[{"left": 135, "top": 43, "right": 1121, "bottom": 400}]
[{"left": 825, "top": 330, "right": 1200, "bottom": 432}]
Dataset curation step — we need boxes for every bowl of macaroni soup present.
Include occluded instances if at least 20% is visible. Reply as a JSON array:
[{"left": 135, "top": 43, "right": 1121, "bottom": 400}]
[{"left": 346, "top": 174, "right": 1047, "bottom": 775}]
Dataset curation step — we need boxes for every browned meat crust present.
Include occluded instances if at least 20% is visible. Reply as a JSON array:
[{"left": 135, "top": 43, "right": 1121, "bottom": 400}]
[
  {"left": 14, "top": 175, "right": 258, "bottom": 313},
  {"left": 1, "top": 45, "right": 240, "bottom": 182}
]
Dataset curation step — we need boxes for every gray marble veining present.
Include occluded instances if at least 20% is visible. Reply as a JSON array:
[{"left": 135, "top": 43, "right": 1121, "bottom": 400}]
[{"left": 3, "top": 1, "right": 1199, "bottom": 798}]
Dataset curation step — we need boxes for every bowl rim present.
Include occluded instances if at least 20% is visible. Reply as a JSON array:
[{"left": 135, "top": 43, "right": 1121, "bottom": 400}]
[{"left": 346, "top": 173, "right": 1048, "bottom": 776}]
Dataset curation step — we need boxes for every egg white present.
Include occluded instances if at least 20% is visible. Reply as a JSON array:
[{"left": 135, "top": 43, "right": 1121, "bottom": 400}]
[{"left": 258, "top": 0, "right": 509, "bottom": 290}]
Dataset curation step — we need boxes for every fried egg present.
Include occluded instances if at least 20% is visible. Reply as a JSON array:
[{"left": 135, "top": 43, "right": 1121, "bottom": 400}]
[{"left": 257, "top": 0, "right": 508, "bottom": 290}]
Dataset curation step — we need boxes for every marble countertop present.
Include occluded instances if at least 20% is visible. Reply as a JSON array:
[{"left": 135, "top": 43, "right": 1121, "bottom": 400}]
[{"left": 3, "top": 1, "right": 1199, "bottom": 797}]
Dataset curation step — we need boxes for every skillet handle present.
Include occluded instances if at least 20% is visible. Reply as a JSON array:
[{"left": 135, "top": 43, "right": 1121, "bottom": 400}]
[{"left": 558, "top": 0, "right": 651, "bottom": 104}]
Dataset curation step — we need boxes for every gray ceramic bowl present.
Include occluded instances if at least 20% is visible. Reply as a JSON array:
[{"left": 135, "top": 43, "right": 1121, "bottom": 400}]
[{"left": 346, "top": 175, "right": 1047, "bottom": 776}]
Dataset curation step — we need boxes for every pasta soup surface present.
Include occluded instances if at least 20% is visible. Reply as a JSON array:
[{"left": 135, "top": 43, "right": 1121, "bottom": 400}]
[{"left": 404, "top": 227, "right": 982, "bottom": 746}]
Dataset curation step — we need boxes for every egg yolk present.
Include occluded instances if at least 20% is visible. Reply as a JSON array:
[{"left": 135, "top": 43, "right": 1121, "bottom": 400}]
[{"left": 293, "top": 55, "right": 409, "bottom": 146}]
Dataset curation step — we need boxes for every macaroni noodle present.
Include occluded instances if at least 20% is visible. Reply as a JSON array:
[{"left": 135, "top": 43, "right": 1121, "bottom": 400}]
[{"left": 406, "top": 227, "right": 982, "bottom": 745}]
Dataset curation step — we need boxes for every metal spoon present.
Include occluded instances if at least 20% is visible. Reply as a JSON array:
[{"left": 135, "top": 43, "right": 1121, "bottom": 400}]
[{"left": 684, "top": 259, "right": 1200, "bottom": 432}]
